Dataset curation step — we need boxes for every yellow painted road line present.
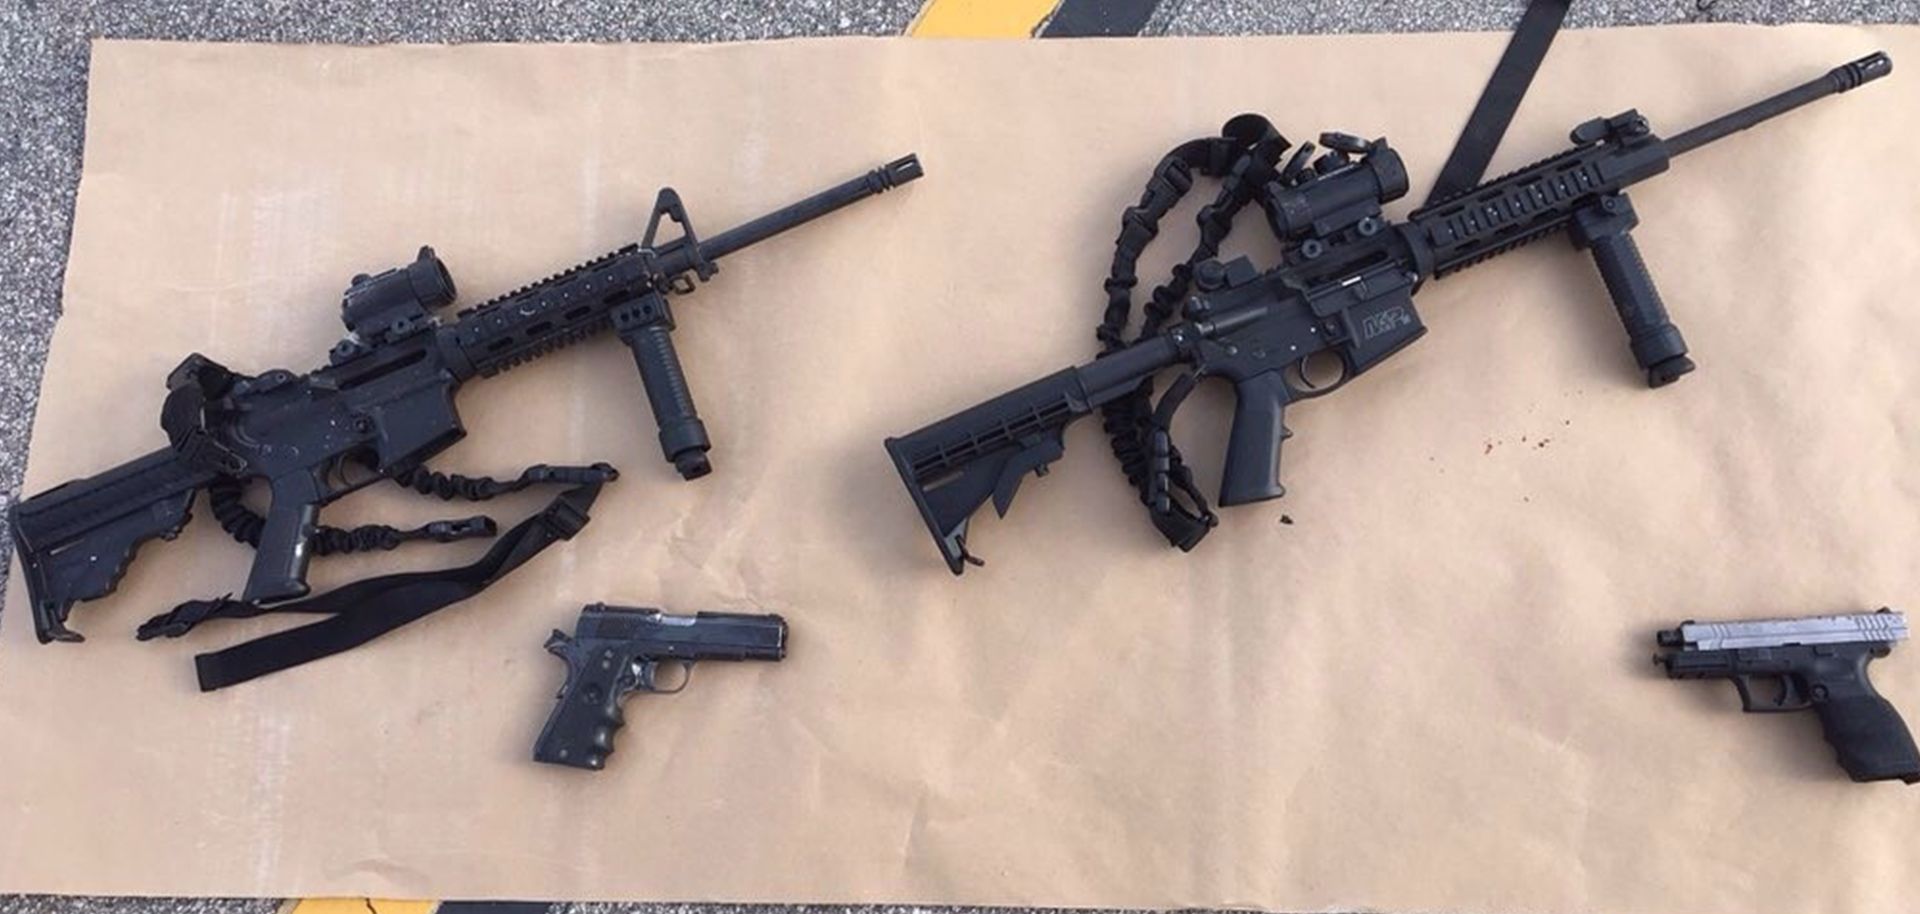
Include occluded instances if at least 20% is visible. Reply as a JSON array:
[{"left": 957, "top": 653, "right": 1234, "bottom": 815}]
[
  {"left": 908, "top": 0, "right": 1062, "bottom": 37},
  {"left": 284, "top": 898, "right": 439, "bottom": 914}
]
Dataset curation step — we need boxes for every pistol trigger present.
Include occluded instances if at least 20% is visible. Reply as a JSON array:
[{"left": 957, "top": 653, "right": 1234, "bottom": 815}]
[
  {"left": 656, "top": 660, "right": 694, "bottom": 695},
  {"left": 1773, "top": 675, "right": 1811, "bottom": 711},
  {"left": 1733, "top": 673, "right": 1806, "bottom": 713},
  {"left": 633, "top": 659, "right": 693, "bottom": 695},
  {"left": 1732, "top": 674, "right": 1760, "bottom": 712}
]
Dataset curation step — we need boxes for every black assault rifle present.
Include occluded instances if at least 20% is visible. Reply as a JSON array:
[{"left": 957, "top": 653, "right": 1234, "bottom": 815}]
[
  {"left": 13, "top": 155, "right": 923, "bottom": 642},
  {"left": 884, "top": 56, "right": 1888, "bottom": 573}
]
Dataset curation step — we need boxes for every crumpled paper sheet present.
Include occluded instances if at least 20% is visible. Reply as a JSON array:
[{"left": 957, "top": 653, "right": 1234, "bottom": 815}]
[{"left": 1, "top": 25, "right": 1916, "bottom": 913}]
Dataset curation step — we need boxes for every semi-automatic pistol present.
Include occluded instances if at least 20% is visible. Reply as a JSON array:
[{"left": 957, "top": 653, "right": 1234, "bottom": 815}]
[
  {"left": 534, "top": 603, "right": 787, "bottom": 771},
  {"left": 1656, "top": 608, "right": 1918, "bottom": 784}
]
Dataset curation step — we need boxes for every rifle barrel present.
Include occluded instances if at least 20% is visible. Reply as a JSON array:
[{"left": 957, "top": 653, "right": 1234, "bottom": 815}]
[
  {"left": 1668, "top": 52, "right": 1891, "bottom": 158},
  {"left": 659, "top": 155, "right": 923, "bottom": 272}
]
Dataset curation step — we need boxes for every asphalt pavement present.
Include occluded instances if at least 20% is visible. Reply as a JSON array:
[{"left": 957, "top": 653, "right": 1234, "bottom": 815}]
[{"left": 1, "top": 1, "right": 1914, "bottom": 912}]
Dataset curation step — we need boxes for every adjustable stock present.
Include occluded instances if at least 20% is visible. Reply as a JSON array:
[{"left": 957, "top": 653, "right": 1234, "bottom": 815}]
[
  {"left": 8, "top": 448, "right": 213, "bottom": 642},
  {"left": 885, "top": 368, "right": 1087, "bottom": 574}
]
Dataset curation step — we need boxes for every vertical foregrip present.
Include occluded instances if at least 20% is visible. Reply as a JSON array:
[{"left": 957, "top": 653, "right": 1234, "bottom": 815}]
[
  {"left": 622, "top": 321, "right": 712, "bottom": 479},
  {"left": 1568, "top": 195, "right": 1693, "bottom": 387},
  {"left": 1586, "top": 229, "right": 1691, "bottom": 386}
]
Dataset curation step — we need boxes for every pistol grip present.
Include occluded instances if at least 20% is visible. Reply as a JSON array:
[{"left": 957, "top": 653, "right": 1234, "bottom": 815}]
[
  {"left": 534, "top": 642, "right": 630, "bottom": 771},
  {"left": 1814, "top": 692, "right": 1920, "bottom": 784},
  {"left": 1219, "top": 371, "right": 1291, "bottom": 507},
  {"left": 239, "top": 476, "right": 320, "bottom": 604}
]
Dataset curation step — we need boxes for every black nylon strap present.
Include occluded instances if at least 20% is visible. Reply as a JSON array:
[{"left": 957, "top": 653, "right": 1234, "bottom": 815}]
[
  {"left": 1424, "top": 0, "right": 1571, "bottom": 205},
  {"left": 1098, "top": 115, "right": 1287, "bottom": 549},
  {"left": 143, "top": 476, "right": 607, "bottom": 690},
  {"left": 202, "top": 462, "right": 610, "bottom": 557}
]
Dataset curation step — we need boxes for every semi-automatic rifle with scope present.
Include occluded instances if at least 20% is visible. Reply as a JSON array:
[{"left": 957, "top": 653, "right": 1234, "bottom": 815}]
[
  {"left": 12, "top": 155, "right": 924, "bottom": 648},
  {"left": 884, "top": 55, "right": 1891, "bottom": 573}
]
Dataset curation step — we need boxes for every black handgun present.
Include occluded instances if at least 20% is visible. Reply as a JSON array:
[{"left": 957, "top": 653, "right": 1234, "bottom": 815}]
[
  {"left": 534, "top": 603, "right": 787, "bottom": 771},
  {"left": 1656, "top": 608, "right": 1919, "bottom": 784}
]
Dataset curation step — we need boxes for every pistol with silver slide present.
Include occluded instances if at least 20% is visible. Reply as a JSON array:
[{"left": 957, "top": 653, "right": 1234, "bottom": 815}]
[{"left": 1655, "top": 609, "right": 1918, "bottom": 784}]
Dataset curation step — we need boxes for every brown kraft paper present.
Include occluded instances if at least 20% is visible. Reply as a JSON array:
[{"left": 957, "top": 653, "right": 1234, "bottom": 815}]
[{"left": 1, "top": 24, "right": 1917, "bottom": 913}]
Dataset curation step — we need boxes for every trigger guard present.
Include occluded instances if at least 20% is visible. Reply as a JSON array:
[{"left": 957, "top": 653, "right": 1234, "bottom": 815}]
[
  {"left": 1772, "top": 675, "right": 1810, "bottom": 711},
  {"left": 1733, "top": 674, "right": 1810, "bottom": 713},
  {"left": 1282, "top": 352, "right": 1352, "bottom": 400},
  {"left": 637, "top": 659, "right": 693, "bottom": 695}
]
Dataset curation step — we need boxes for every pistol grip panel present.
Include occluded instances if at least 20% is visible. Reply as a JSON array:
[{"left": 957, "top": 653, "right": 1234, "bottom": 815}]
[
  {"left": 1219, "top": 371, "right": 1291, "bottom": 507},
  {"left": 534, "top": 661, "right": 629, "bottom": 771},
  {"left": 1814, "top": 692, "right": 1920, "bottom": 784}
]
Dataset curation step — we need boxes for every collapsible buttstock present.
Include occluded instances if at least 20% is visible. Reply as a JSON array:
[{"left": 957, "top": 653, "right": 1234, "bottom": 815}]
[
  {"left": 8, "top": 448, "right": 215, "bottom": 642},
  {"left": 884, "top": 368, "right": 1093, "bottom": 574}
]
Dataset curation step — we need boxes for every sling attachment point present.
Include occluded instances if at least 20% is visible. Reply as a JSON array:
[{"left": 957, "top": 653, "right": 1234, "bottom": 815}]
[
  {"left": 1098, "top": 115, "right": 1286, "bottom": 550},
  {"left": 135, "top": 468, "right": 614, "bottom": 691}
]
